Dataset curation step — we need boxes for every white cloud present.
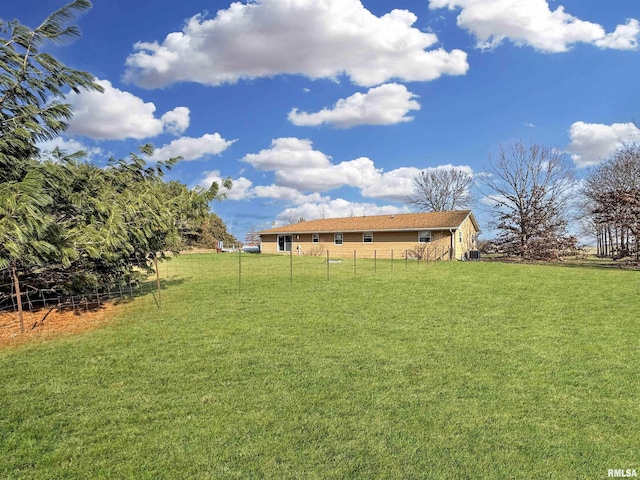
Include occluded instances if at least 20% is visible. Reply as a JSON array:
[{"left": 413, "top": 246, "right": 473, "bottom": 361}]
[
  {"left": 67, "top": 79, "right": 190, "bottom": 139},
  {"left": 566, "top": 121, "right": 640, "bottom": 167},
  {"left": 150, "top": 133, "right": 236, "bottom": 162},
  {"left": 361, "top": 164, "right": 473, "bottom": 201},
  {"left": 242, "top": 137, "right": 380, "bottom": 193},
  {"left": 360, "top": 166, "right": 422, "bottom": 201},
  {"left": 199, "top": 171, "right": 253, "bottom": 200},
  {"left": 240, "top": 138, "right": 468, "bottom": 201},
  {"left": 429, "top": 0, "right": 639, "bottom": 52},
  {"left": 288, "top": 83, "right": 420, "bottom": 128},
  {"left": 595, "top": 19, "right": 640, "bottom": 50},
  {"left": 198, "top": 171, "right": 331, "bottom": 204},
  {"left": 37, "top": 137, "right": 103, "bottom": 160},
  {"left": 124, "top": 0, "right": 468, "bottom": 88},
  {"left": 274, "top": 156, "right": 381, "bottom": 192},
  {"left": 276, "top": 199, "right": 410, "bottom": 223},
  {"left": 161, "top": 107, "right": 190, "bottom": 135},
  {"left": 242, "top": 137, "right": 332, "bottom": 170},
  {"left": 252, "top": 185, "right": 329, "bottom": 205}
]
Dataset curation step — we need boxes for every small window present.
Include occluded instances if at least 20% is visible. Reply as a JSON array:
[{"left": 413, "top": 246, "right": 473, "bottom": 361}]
[
  {"left": 334, "top": 233, "right": 343, "bottom": 245},
  {"left": 312, "top": 233, "right": 319, "bottom": 244},
  {"left": 418, "top": 231, "right": 431, "bottom": 243},
  {"left": 459, "top": 232, "right": 463, "bottom": 243},
  {"left": 363, "top": 232, "right": 373, "bottom": 243}
]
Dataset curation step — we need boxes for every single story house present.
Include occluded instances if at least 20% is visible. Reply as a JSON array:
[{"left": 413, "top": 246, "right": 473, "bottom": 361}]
[{"left": 258, "top": 210, "right": 480, "bottom": 260}]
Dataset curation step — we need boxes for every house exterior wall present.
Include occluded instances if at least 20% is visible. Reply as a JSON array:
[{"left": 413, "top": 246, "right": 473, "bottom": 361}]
[
  {"left": 261, "top": 230, "right": 454, "bottom": 259},
  {"left": 452, "top": 215, "right": 479, "bottom": 260}
]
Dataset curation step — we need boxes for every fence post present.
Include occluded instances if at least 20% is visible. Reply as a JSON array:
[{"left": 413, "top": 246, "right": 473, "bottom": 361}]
[
  {"left": 354, "top": 250, "right": 357, "bottom": 276},
  {"left": 405, "top": 250, "right": 408, "bottom": 270},
  {"left": 391, "top": 250, "right": 394, "bottom": 272},
  {"left": 326, "top": 250, "right": 330, "bottom": 281},
  {"left": 238, "top": 248, "right": 242, "bottom": 293},
  {"left": 374, "top": 250, "right": 377, "bottom": 273},
  {"left": 290, "top": 245, "right": 293, "bottom": 286},
  {"left": 154, "top": 255, "right": 161, "bottom": 308},
  {"left": 26, "top": 290, "right": 32, "bottom": 312}
]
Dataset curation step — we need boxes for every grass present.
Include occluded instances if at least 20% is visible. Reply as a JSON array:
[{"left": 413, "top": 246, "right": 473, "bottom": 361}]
[{"left": 1, "top": 253, "right": 639, "bottom": 478}]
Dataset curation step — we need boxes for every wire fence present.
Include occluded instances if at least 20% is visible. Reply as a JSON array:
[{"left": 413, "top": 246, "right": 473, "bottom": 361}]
[
  {"left": 229, "top": 246, "right": 467, "bottom": 291},
  {"left": 0, "top": 276, "right": 158, "bottom": 333},
  {"left": 1, "top": 247, "right": 476, "bottom": 335}
]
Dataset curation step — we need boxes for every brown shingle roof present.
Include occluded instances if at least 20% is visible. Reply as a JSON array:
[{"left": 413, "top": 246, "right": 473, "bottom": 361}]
[{"left": 258, "top": 210, "right": 479, "bottom": 234}]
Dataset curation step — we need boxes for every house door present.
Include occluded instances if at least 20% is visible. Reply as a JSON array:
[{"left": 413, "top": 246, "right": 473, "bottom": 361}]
[{"left": 278, "top": 235, "right": 292, "bottom": 252}]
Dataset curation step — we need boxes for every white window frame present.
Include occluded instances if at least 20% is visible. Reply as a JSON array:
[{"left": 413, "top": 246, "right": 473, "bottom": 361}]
[
  {"left": 459, "top": 231, "right": 463, "bottom": 243},
  {"left": 418, "top": 231, "right": 431, "bottom": 243},
  {"left": 363, "top": 232, "right": 373, "bottom": 243},
  {"left": 334, "top": 233, "right": 343, "bottom": 246},
  {"left": 312, "top": 233, "right": 320, "bottom": 244}
]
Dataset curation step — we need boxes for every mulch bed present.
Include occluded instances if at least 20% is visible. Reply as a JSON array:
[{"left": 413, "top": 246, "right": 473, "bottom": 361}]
[{"left": 0, "top": 303, "right": 119, "bottom": 348}]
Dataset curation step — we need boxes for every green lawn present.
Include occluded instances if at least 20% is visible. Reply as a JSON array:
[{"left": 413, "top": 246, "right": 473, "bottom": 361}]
[{"left": 1, "top": 254, "right": 638, "bottom": 479}]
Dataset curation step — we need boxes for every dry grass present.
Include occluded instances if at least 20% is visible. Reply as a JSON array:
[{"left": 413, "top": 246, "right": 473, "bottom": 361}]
[{"left": 0, "top": 303, "right": 119, "bottom": 348}]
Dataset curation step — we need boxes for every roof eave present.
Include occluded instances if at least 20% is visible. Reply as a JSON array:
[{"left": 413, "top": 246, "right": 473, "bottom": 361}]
[{"left": 259, "top": 226, "right": 467, "bottom": 235}]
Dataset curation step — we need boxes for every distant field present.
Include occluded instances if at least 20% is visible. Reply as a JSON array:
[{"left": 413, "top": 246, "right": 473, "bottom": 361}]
[{"left": 1, "top": 254, "right": 638, "bottom": 479}]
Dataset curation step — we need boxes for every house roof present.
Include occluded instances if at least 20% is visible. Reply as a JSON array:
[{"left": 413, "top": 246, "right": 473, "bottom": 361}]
[{"left": 258, "top": 210, "right": 480, "bottom": 235}]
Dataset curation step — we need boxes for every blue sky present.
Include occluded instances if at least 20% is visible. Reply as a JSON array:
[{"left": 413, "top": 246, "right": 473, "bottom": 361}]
[{"left": 4, "top": 0, "right": 640, "bottom": 240}]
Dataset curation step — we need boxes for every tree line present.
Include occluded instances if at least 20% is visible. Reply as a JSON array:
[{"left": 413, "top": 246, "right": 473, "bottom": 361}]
[
  {"left": 1, "top": 1, "right": 234, "bottom": 332},
  {"left": 406, "top": 140, "right": 640, "bottom": 262}
]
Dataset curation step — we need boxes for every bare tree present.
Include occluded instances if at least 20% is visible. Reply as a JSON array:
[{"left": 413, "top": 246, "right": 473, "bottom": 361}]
[
  {"left": 244, "top": 225, "right": 261, "bottom": 246},
  {"left": 282, "top": 213, "right": 306, "bottom": 225},
  {"left": 406, "top": 166, "right": 473, "bottom": 212},
  {"left": 481, "top": 141, "right": 577, "bottom": 260},
  {"left": 582, "top": 143, "right": 640, "bottom": 259}
]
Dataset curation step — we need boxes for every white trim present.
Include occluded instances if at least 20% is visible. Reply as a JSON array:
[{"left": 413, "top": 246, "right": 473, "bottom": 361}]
[
  {"left": 334, "top": 233, "right": 343, "bottom": 246},
  {"left": 311, "top": 233, "right": 320, "bottom": 244}
]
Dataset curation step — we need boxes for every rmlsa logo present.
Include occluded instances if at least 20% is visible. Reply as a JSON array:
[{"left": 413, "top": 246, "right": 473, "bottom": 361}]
[{"left": 609, "top": 469, "right": 637, "bottom": 478}]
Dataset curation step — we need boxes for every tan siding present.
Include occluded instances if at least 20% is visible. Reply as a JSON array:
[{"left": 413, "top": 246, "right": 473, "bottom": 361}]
[
  {"left": 454, "top": 216, "right": 479, "bottom": 260},
  {"left": 259, "top": 210, "right": 480, "bottom": 260},
  {"left": 261, "top": 231, "right": 456, "bottom": 259}
]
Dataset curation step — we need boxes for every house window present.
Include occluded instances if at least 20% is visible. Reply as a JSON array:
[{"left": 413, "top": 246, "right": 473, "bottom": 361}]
[
  {"left": 418, "top": 231, "right": 431, "bottom": 243},
  {"left": 363, "top": 232, "right": 373, "bottom": 243},
  {"left": 334, "top": 233, "right": 343, "bottom": 245},
  {"left": 312, "top": 233, "right": 319, "bottom": 244},
  {"left": 278, "top": 235, "right": 292, "bottom": 252},
  {"left": 459, "top": 232, "right": 463, "bottom": 243}
]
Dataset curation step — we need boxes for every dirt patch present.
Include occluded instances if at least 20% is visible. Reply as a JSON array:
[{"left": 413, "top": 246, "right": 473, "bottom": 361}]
[{"left": 0, "top": 303, "right": 120, "bottom": 348}]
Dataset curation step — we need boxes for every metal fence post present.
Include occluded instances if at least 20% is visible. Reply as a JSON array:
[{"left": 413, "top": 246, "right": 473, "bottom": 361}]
[
  {"left": 353, "top": 250, "right": 357, "bottom": 276},
  {"left": 326, "top": 250, "right": 330, "bottom": 281}
]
